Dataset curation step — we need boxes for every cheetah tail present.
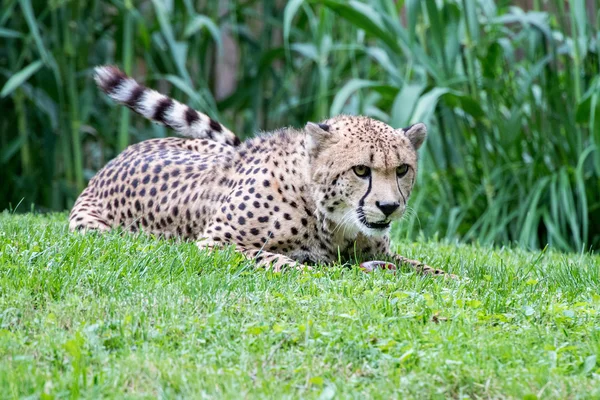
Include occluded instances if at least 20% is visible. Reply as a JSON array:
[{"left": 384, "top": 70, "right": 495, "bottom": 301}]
[{"left": 94, "top": 65, "right": 241, "bottom": 147}]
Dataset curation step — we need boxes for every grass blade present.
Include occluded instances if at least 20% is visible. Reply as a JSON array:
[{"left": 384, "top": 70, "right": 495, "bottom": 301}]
[{"left": 0, "top": 60, "right": 43, "bottom": 98}]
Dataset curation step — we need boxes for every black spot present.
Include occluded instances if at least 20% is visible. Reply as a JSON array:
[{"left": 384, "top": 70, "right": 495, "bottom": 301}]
[
  {"left": 185, "top": 106, "right": 199, "bottom": 125},
  {"left": 238, "top": 216, "right": 246, "bottom": 225},
  {"left": 126, "top": 84, "right": 146, "bottom": 108},
  {"left": 153, "top": 97, "right": 174, "bottom": 125},
  {"left": 209, "top": 118, "right": 223, "bottom": 133},
  {"left": 250, "top": 228, "right": 260, "bottom": 235},
  {"left": 258, "top": 216, "right": 269, "bottom": 223},
  {"left": 291, "top": 227, "right": 298, "bottom": 235},
  {"left": 283, "top": 213, "right": 292, "bottom": 221},
  {"left": 101, "top": 67, "right": 126, "bottom": 93}
]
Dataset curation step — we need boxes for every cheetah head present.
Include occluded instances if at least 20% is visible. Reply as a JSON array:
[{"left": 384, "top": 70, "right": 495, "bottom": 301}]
[{"left": 306, "top": 115, "right": 426, "bottom": 238}]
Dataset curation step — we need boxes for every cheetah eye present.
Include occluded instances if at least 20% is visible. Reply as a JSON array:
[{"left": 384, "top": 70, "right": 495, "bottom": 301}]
[
  {"left": 396, "top": 164, "right": 409, "bottom": 178},
  {"left": 352, "top": 165, "right": 371, "bottom": 178}
]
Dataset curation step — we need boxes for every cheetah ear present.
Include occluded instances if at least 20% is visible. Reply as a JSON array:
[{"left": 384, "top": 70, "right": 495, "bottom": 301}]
[
  {"left": 305, "top": 122, "right": 332, "bottom": 155},
  {"left": 400, "top": 123, "right": 427, "bottom": 150}
]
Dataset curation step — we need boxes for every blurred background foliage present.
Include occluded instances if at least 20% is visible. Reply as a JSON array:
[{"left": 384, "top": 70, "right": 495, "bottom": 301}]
[{"left": 1, "top": 0, "right": 599, "bottom": 251}]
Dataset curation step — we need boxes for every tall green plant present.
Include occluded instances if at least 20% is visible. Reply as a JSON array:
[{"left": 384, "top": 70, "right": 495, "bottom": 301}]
[
  {"left": 0, "top": 0, "right": 306, "bottom": 211},
  {"left": 283, "top": 0, "right": 600, "bottom": 251}
]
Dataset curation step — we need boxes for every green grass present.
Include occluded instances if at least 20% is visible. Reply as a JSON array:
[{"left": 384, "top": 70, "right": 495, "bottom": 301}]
[{"left": 1, "top": 212, "right": 599, "bottom": 398}]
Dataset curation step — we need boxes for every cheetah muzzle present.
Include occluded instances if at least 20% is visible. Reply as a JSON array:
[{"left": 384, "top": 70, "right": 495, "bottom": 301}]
[{"left": 69, "top": 65, "right": 450, "bottom": 276}]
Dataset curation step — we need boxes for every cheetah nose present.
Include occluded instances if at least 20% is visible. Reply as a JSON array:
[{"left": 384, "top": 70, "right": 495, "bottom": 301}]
[{"left": 376, "top": 201, "right": 400, "bottom": 217}]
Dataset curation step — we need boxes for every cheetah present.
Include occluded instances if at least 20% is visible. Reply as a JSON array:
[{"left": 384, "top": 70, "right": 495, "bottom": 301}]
[{"left": 69, "top": 66, "right": 448, "bottom": 275}]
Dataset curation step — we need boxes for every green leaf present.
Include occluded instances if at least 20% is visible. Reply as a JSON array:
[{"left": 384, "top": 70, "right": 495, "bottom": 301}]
[
  {"left": 1, "top": 60, "right": 44, "bottom": 98},
  {"left": 390, "top": 83, "right": 425, "bottom": 128},
  {"left": 582, "top": 354, "right": 597, "bottom": 375},
  {"left": 330, "top": 79, "right": 388, "bottom": 116},
  {"left": 0, "top": 136, "right": 25, "bottom": 164},
  {"left": 18, "top": 0, "right": 50, "bottom": 63},
  {"left": 410, "top": 87, "right": 450, "bottom": 124},
  {"left": 575, "top": 77, "right": 600, "bottom": 124},
  {"left": 152, "top": 0, "right": 190, "bottom": 84},
  {"left": 184, "top": 15, "right": 222, "bottom": 53},
  {"left": 0, "top": 27, "right": 23, "bottom": 39},
  {"left": 309, "top": 376, "right": 324, "bottom": 386},
  {"left": 318, "top": 0, "right": 401, "bottom": 53},
  {"left": 443, "top": 92, "right": 485, "bottom": 119},
  {"left": 284, "top": 0, "right": 305, "bottom": 52}
]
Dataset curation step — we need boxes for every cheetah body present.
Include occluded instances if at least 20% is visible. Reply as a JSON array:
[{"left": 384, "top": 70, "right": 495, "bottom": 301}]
[{"left": 70, "top": 66, "right": 446, "bottom": 273}]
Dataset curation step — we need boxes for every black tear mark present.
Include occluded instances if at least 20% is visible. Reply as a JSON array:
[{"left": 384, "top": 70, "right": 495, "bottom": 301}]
[{"left": 358, "top": 175, "right": 373, "bottom": 207}]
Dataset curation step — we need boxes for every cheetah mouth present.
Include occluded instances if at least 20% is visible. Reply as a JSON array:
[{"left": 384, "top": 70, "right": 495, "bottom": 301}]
[
  {"left": 357, "top": 211, "right": 390, "bottom": 230},
  {"left": 363, "top": 220, "right": 390, "bottom": 230}
]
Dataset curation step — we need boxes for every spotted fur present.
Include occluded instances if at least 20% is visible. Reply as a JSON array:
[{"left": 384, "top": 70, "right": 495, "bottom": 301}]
[
  {"left": 94, "top": 66, "right": 240, "bottom": 146},
  {"left": 70, "top": 69, "right": 449, "bottom": 276}
]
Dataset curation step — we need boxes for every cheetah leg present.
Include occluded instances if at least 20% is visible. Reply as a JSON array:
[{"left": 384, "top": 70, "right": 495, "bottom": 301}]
[
  {"left": 70, "top": 217, "right": 111, "bottom": 233},
  {"left": 196, "top": 240, "right": 310, "bottom": 272},
  {"left": 352, "top": 235, "right": 454, "bottom": 277},
  {"left": 390, "top": 254, "right": 456, "bottom": 278},
  {"left": 237, "top": 248, "right": 312, "bottom": 272},
  {"left": 68, "top": 188, "right": 112, "bottom": 233}
]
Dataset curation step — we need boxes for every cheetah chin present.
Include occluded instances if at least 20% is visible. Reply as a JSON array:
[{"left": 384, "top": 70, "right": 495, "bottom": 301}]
[{"left": 69, "top": 65, "right": 450, "bottom": 276}]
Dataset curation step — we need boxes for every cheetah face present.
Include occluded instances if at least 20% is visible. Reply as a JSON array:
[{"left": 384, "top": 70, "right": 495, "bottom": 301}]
[{"left": 307, "top": 116, "right": 426, "bottom": 238}]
